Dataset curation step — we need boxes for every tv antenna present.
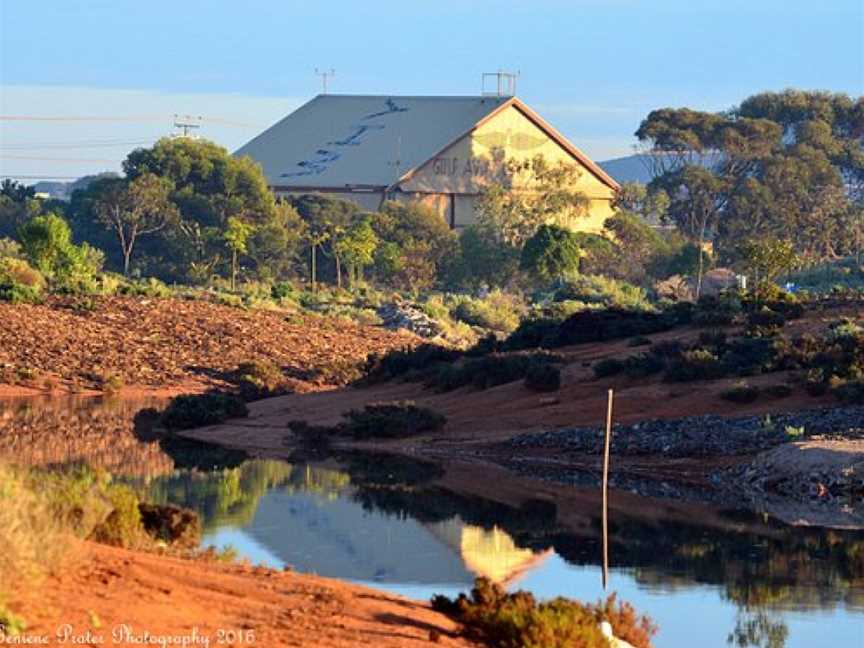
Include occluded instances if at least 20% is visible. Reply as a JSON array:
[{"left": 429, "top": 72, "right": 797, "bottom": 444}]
[
  {"left": 315, "top": 68, "right": 336, "bottom": 94},
  {"left": 172, "top": 114, "right": 202, "bottom": 138},
  {"left": 481, "top": 70, "right": 519, "bottom": 97}
]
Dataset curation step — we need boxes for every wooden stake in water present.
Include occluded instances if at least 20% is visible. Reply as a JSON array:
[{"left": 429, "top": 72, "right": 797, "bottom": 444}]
[{"left": 602, "top": 388, "right": 614, "bottom": 590}]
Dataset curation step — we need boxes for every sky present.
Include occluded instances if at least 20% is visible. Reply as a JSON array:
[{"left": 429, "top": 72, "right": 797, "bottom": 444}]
[{"left": 1, "top": 0, "right": 862, "bottom": 182}]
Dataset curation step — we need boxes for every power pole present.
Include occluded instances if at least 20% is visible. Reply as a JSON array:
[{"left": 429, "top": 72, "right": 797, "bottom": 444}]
[
  {"left": 315, "top": 68, "right": 336, "bottom": 94},
  {"left": 173, "top": 114, "right": 202, "bottom": 138}
]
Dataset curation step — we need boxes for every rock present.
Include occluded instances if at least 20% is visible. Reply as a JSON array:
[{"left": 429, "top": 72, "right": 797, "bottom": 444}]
[{"left": 377, "top": 302, "right": 442, "bottom": 338}]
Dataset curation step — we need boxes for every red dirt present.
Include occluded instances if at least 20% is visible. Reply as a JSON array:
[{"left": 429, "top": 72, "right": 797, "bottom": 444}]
[
  {"left": 10, "top": 541, "right": 479, "bottom": 647},
  {"left": 0, "top": 296, "right": 417, "bottom": 394}
]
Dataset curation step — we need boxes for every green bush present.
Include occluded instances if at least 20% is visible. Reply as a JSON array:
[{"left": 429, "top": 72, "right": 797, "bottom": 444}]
[
  {"left": 0, "top": 258, "right": 44, "bottom": 304},
  {"left": 431, "top": 578, "right": 657, "bottom": 648},
  {"left": 344, "top": 401, "right": 447, "bottom": 439},
  {"left": 451, "top": 290, "right": 526, "bottom": 333},
  {"left": 554, "top": 274, "right": 652, "bottom": 311},
  {"left": 159, "top": 392, "right": 249, "bottom": 431},
  {"left": 524, "top": 363, "right": 561, "bottom": 392}
]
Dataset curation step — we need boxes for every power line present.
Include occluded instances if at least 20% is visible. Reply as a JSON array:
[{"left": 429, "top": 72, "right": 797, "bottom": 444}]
[
  {"left": 0, "top": 154, "right": 120, "bottom": 163},
  {"left": 0, "top": 139, "right": 155, "bottom": 151},
  {"left": 0, "top": 114, "right": 262, "bottom": 128}
]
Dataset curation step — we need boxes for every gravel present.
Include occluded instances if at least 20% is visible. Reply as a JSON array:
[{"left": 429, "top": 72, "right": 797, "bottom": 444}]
[{"left": 511, "top": 406, "right": 864, "bottom": 457}]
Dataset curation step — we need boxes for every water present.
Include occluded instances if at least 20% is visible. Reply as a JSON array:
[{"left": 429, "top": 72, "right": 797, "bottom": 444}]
[{"left": 3, "top": 395, "right": 863, "bottom": 648}]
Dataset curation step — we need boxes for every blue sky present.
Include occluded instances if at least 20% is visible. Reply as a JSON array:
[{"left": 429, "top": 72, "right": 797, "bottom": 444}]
[{"left": 1, "top": 0, "right": 862, "bottom": 180}]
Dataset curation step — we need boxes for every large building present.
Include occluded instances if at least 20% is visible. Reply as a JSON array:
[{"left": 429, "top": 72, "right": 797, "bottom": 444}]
[{"left": 236, "top": 94, "right": 619, "bottom": 231}]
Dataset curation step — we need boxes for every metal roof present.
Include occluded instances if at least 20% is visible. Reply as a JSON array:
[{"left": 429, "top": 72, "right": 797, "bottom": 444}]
[{"left": 235, "top": 94, "right": 511, "bottom": 189}]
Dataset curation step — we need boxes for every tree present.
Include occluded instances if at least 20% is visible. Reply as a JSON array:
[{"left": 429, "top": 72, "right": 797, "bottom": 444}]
[
  {"left": 18, "top": 213, "right": 103, "bottom": 288},
  {"left": 636, "top": 90, "right": 862, "bottom": 282},
  {"left": 223, "top": 217, "right": 255, "bottom": 290},
  {"left": 736, "top": 238, "right": 798, "bottom": 299},
  {"left": 334, "top": 218, "right": 378, "bottom": 287},
  {"left": 291, "top": 195, "right": 359, "bottom": 289},
  {"left": 520, "top": 224, "right": 582, "bottom": 281},
  {"left": 475, "top": 155, "right": 589, "bottom": 248},
  {"left": 121, "top": 138, "right": 279, "bottom": 283},
  {"left": 92, "top": 173, "right": 178, "bottom": 275},
  {"left": 368, "top": 201, "right": 457, "bottom": 289}
]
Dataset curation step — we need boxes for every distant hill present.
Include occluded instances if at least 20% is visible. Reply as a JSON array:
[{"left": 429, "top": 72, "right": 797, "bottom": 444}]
[
  {"left": 32, "top": 172, "right": 119, "bottom": 201},
  {"left": 598, "top": 154, "right": 655, "bottom": 185}
]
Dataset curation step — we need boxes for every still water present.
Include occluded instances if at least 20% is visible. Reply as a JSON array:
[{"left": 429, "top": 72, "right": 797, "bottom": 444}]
[{"left": 2, "top": 396, "right": 863, "bottom": 648}]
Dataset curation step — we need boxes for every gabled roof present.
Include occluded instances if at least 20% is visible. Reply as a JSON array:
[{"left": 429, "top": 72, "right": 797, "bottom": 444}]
[{"left": 235, "top": 94, "right": 619, "bottom": 192}]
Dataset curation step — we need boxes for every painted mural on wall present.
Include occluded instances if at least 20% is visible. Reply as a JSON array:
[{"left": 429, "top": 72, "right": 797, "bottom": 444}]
[{"left": 280, "top": 99, "right": 409, "bottom": 178}]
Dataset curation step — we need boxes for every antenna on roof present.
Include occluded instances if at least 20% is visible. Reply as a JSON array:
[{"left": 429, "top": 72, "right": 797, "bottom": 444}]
[
  {"left": 172, "top": 114, "right": 202, "bottom": 138},
  {"left": 481, "top": 70, "right": 519, "bottom": 97},
  {"left": 315, "top": 68, "right": 336, "bottom": 94}
]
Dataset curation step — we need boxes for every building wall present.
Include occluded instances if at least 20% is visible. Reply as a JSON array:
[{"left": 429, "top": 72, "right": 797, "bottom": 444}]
[{"left": 398, "top": 104, "right": 615, "bottom": 231}]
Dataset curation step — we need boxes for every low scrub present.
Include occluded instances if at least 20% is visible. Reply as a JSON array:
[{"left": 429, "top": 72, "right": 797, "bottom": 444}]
[
  {"left": 450, "top": 290, "right": 526, "bottom": 333},
  {"left": 289, "top": 401, "right": 447, "bottom": 440},
  {"left": 363, "top": 344, "right": 461, "bottom": 384},
  {"left": 345, "top": 401, "right": 447, "bottom": 439},
  {"left": 430, "top": 352, "right": 561, "bottom": 392},
  {"left": 233, "top": 360, "right": 290, "bottom": 400},
  {"left": 524, "top": 363, "right": 561, "bottom": 392},
  {"left": 721, "top": 382, "right": 760, "bottom": 404},
  {"left": 159, "top": 392, "right": 249, "bottom": 431},
  {"left": 431, "top": 577, "right": 657, "bottom": 648},
  {"left": 0, "top": 257, "right": 45, "bottom": 304}
]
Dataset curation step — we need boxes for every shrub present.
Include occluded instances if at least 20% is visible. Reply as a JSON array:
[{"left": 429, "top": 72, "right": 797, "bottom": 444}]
[
  {"left": 521, "top": 224, "right": 582, "bottom": 280},
  {"left": 431, "top": 578, "right": 657, "bottom": 648},
  {"left": 763, "top": 384, "right": 793, "bottom": 399},
  {"left": 271, "top": 281, "right": 297, "bottom": 300},
  {"left": 233, "top": 360, "right": 288, "bottom": 399},
  {"left": 628, "top": 336, "right": 653, "bottom": 347},
  {"left": 344, "top": 401, "right": 447, "bottom": 439},
  {"left": 451, "top": 290, "right": 526, "bottom": 333},
  {"left": 554, "top": 308, "right": 677, "bottom": 347},
  {"left": 430, "top": 352, "right": 560, "bottom": 392},
  {"left": 501, "top": 317, "right": 562, "bottom": 351},
  {"left": 692, "top": 294, "right": 740, "bottom": 327},
  {"left": 363, "top": 344, "right": 461, "bottom": 383},
  {"left": 721, "top": 382, "right": 760, "bottom": 404},
  {"left": 0, "top": 463, "right": 68, "bottom": 590},
  {"left": 623, "top": 353, "right": 666, "bottom": 378},
  {"left": 665, "top": 348, "right": 724, "bottom": 382},
  {"left": 99, "top": 372, "right": 124, "bottom": 394},
  {"left": 593, "top": 358, "right": 624, "bottom": 378},
  {"left": 159, "top": 392, "right": 249, "bottom": 431},
  {"left": 745, "top": 307, "right": 786, "bottom": 335},
  {"left": 89, "top": 483, "right": 144, "bottom": 547},
  {"left": 0, "top": 258, "right": 45, "bottom": 304},
  {"left": 554, "top": 274, "right": 652, "bottom": 311},
  {"left": 524, "top": 363, "right": 561, "bottom": 392}
]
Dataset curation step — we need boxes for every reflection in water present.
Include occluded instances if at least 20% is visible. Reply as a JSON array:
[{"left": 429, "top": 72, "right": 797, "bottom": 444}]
[
  {"left": 2, "top": 396, "right": 863, "bottom": 647},
  {"left": 0, "top": 396, "right": 172, "bottom": 477}
]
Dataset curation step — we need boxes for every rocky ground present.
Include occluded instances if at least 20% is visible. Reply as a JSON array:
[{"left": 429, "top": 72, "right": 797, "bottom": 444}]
[
  {"left": 0, "top": 296, "right": 417, "bottom": 394},
  {"left": 510, "top": 406, "right": 864, "bottom": 457}
]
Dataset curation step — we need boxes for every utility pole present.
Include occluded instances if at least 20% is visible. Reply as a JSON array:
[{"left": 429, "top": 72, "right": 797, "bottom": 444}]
[
  {"left": 172, "top": 114, "right": 202, "bottom": 138},
  {"left": 315, "top": 68, "right": 336, "bottom": 94}
]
